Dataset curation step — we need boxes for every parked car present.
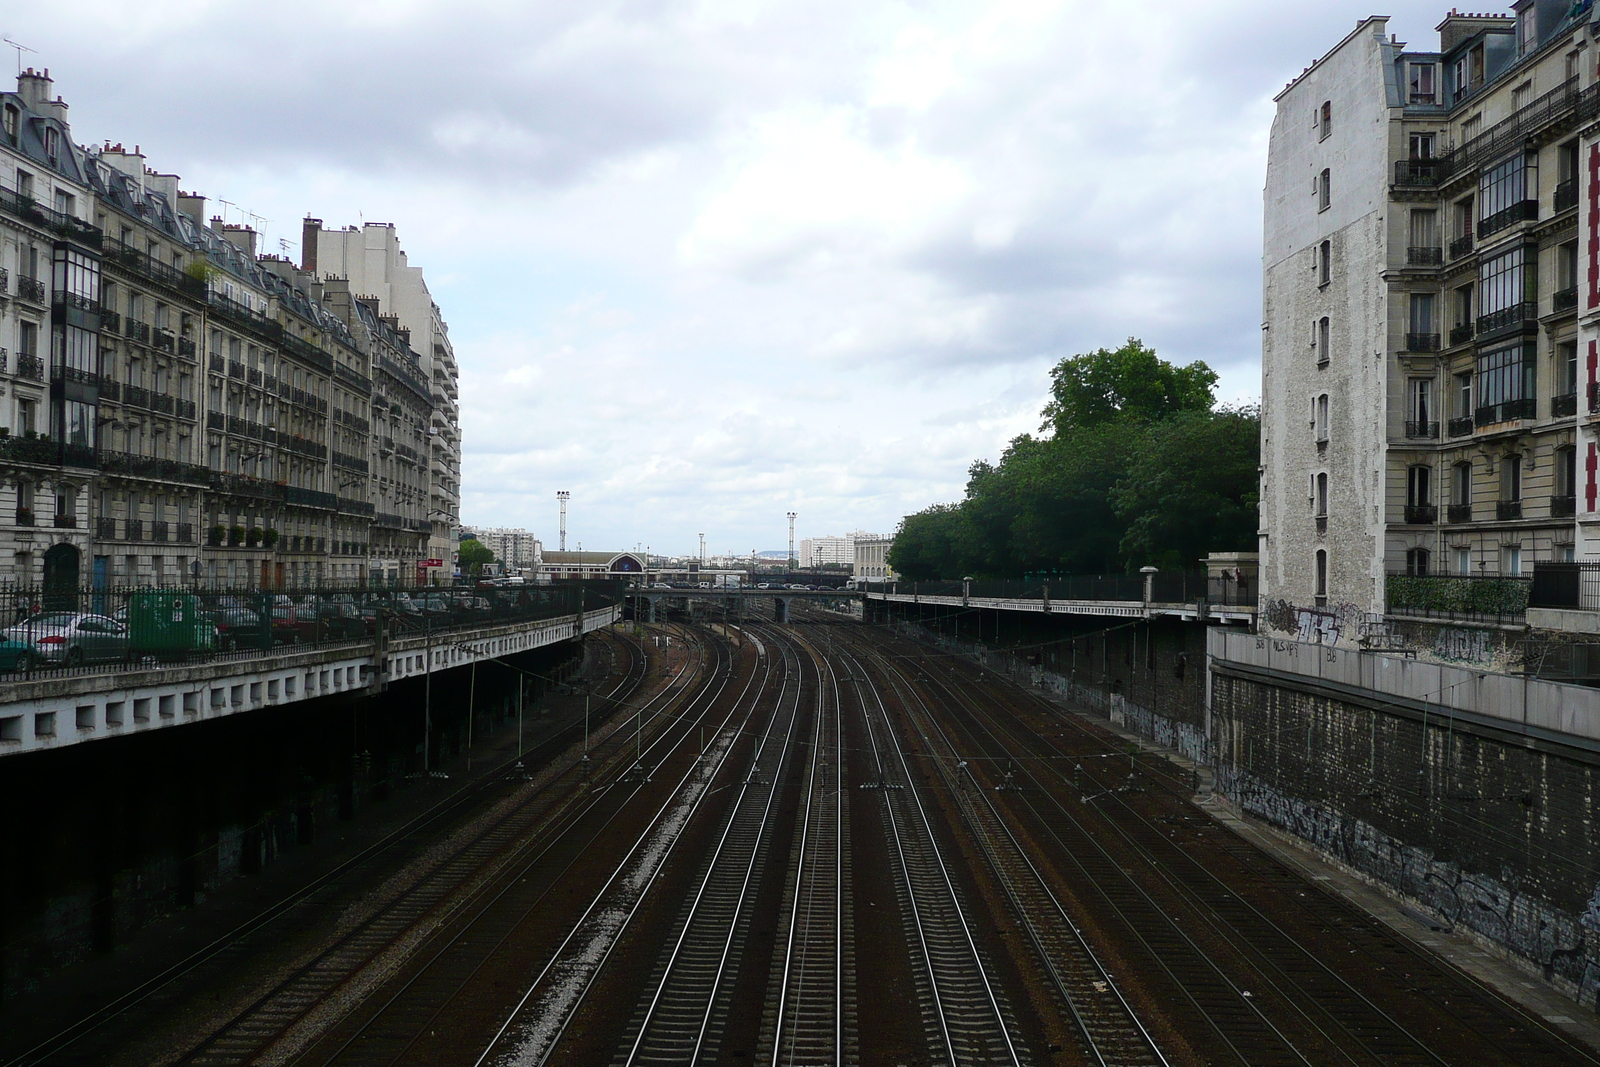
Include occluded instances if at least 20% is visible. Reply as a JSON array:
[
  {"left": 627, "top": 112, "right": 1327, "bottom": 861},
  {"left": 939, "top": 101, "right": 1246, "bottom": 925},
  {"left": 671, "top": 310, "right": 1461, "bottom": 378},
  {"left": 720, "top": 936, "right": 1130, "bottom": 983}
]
[
  {"left": 269, "top": 603, "right": 318, "bottom": 644},
  {"left": 210, "top": 607, "right": 268, "bottom": 650},
  {"left": 2, "top": 612, "right": 129, "bottom": 668},
  {"left": 318, "top": 602, "right": 367, "bottom": 639}
]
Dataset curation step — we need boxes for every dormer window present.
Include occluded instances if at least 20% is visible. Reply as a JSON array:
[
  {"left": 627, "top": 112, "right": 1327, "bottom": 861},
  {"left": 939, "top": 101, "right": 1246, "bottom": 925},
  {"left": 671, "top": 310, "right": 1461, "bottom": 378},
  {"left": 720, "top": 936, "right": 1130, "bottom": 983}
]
[
  {"left": 42, "top": 126, "right": 57, "bottom": 163},
  {"left": 1, "top": 104, "right": 17, "bottom": 141},
  {"left": 1408, "top": 63, "right": 1437, "bottom": 105}
]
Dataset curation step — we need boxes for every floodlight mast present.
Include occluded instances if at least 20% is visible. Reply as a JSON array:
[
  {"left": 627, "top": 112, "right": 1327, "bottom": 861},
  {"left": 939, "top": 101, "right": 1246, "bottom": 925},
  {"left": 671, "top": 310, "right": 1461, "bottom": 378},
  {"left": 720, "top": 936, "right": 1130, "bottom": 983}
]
[{"left": 557, "top": 491, "right": 570, "bottom": 552}]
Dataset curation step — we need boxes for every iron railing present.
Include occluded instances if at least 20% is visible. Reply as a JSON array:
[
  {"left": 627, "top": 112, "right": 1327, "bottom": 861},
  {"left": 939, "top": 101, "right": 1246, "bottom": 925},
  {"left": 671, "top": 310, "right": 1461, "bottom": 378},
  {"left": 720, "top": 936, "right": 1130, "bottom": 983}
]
[
  {"left": 1554, "top": 287, "right": 1579, "bottom": 314},
  {"left": 1406, "top": 246, "right": 1443, "bottom": 266},
  {"left": 16, "top": 276, "right": 45, "bottom": 304},
  {"left": 1448, "top": 234, "right": 1474, "bottom": 260},
  {"left": 0, "top": 581, "right": 623, "bottom": 681},
  {"left": 859, "top": 571, "right": 1254, "bottom": 607},
  {"left": 1475, "top": 398, "right": 1536, "bottom": 426},
  {"left": 1405, "top": 333, "right": 1440, "bottom": 352},
  {"left": 0, "top": 186, "right": 102, "bottom": 246},
  {"left": 1552, "top": 495, "right": 1577, "bottom": 517},
  {"left": 1497, "top": 500, "right": 1523, "bottom": 520},
  {"left": 1477, "top": 302, "right": 1538, "bottom": 339},
  {"left": 1404, "top": 505, "right": 1437, "bottom": 524},
  {"left": 1553, "top": 393, "right": 1579, "bottom": 417},
  {"left": 1404, "top": 420, "right": 1439, "bottom": 439},
  {"left": 1447, "top": 504, "right": 1473, "bottom": 523},
  {"left": 1530, "top": 562, "right": 1600, "bottom": 610},
  {"left": 1555, "top": 179, "right": 1579, "bottom": 213},
  {"left": 1448, "top": 322, "right": 1474, "bottom": 346},
  {"left": 1387, "top": 572, "right": 1530, "bottom": 624},
  {"left": 1448, "top": 415, "right": 1475, "bottom": 437}
]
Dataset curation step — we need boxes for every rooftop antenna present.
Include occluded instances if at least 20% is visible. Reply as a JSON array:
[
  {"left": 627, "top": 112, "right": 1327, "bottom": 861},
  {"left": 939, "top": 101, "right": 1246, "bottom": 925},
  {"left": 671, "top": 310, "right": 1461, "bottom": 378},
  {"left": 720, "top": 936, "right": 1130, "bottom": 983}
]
[{"left": 3, "top": 38, "right": 37, "bottom": 76}]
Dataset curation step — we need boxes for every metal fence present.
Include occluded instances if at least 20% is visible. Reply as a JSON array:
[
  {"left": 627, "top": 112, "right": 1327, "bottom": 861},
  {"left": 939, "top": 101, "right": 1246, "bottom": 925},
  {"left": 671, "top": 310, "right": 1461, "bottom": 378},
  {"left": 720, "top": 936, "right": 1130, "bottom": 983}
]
[
  {"left": 1528, "top": 562, "right": 1600, "bottom": 612},
  {"left": 1385, "top": 572, "right": 1531, "bottom": 625},
  {"left": 0, "top": 580, "right": 623, "bottom": 682},
  {"left": 857, "top": 571, "right": 1253, "bottom": 607}
]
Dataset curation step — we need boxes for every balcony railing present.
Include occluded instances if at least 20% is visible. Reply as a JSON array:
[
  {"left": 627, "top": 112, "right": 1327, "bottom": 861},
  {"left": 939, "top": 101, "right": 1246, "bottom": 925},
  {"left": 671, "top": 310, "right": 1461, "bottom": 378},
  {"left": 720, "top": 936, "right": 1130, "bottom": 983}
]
[
  {"left": 1497, "top": 500, "right": 1523, "bottom": 520},
  {"left": 17, "top": 354, "right": 44, "bottom": 381},
  {"left": 153, "top": 329, "right": 176, "bottom": 353},
  {"left": 16, "top": 276, "right": 45, "bottom": 304},
  {"left": 94, "top": 516, "right": 116, "bottom": 539},
  {"left": 101, "top": 241, "right": 206, "bottom": 298},
  {"left": 1552, "top": 495, "right": 1577, "bottom": 517},
  {"left": 124, "top": 319, "right": 150, "bottom": 344},
  {"left": 1447, "top": 504, "right": 1473, "bottom": 523},
  {"left": 1592, "top": 381, "right": 1600, "bottom": 413},
  {"left": 1404, "top": 420, "right": 1439, "bottom": 439},
  {"left": 176, "top": 522, "right": 193, "bottom": 543},
  {"left": 53, "top": 291, "right": 100, "bottom": 318},
  {"left": 1448, "top": 322, "right": 1474, "bottom": 346},
  {"left": 0, "top": 187, "right": 102, "bottom": 247},
  {"left": 1404, "top": 505, "right": 1437, "bottom": 524},
  {"left": 1406, "top": 246, "right": 1442, "bottom": 266},
  {"left": 177, "top": 336, "right": 196, "bottom": 357},
  {"left": 1475, "top": 398, "right": 1537, "bottom": 426},
  {"left": 1395, "top": 159, "right": 1448, "bottom": 185},
  {"left": 1553, "top": 393, "right": 1579, "bottom": 417},
  {"left": 53, "top": 514, "right": 76, "bottom": 529},
  {"left": 126, "top": 519, "right": 143, "bottom": 541},
  {"left": 14, "top": 508, "right": 33, "bottom": 527},
  {"left": 1554, "top": 286, "right": 1579, "bottom": 313},
  {"left": 209, "top": 353, "right": 225, "bottom": 373},
  {"left": 0, "top": 267, "right": 7, "bottom": 294},
  {"left": 1477, "top": 302, "right": 1538, "bottom": 339},
  {"left": 52, "top": 365, "right": 101, "bottom": 390},
  {"left": 1448, "top": 415, "right": 1475, "bottom": 436},
  {"left": 1405, "top": 332, "right": 1440, "bottom": 352},
  {"left": 1556, "top": 178, "right": 1579, "bottom": 213},
  {"left": 1479, "top": 199, "right": 1539, "bottom": 239},
  {"left": 99, "top": 450, "right": 210, "bottom": 484},
  {"left": 151, "top": 520, "right": 169, "bottom": 543},
  {"left": 1448, "top": 234, "right": 1474, "bottom": 260},
  {"left": 99, "top": 308, "right": 120, "bottom": 333},
  {"left": 228, "top": 360, "right": 245, "bottom": 380}
]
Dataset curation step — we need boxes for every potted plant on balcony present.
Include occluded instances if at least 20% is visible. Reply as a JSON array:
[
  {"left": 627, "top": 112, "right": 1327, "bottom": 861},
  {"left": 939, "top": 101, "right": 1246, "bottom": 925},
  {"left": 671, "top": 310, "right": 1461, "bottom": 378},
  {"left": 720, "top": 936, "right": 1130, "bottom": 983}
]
[
  {"left": 15, "top": 506, "right": 31, "bottom": 526},
  {"left": 246, "top": 527, "right": 263, "bottom": 548},
  {"left": 229, "top": 524, "right": 246, "bottom": 547},
  {"left": 263, "top": 528, "right": 280, "bottom": 549},
  {"left": 210, "top": 524, "right": 225, "bottom": 546}
]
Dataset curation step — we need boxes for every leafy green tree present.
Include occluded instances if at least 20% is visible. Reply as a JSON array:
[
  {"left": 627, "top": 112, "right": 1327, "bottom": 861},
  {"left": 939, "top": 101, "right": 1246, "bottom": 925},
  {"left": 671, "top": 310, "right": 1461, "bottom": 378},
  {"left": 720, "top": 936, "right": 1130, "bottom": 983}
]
[
  {"left": 458, "top": 538, "right": 495, "bottom": 577},
  {"left": 1112, "top": 405, "right": 1261, "bottom": 569},
  {"left": 887, "top": 504, "right": 966, "bottom": 580},
  {"left": 1040, "top": 337, "right": 1217, "bottom": 436}
]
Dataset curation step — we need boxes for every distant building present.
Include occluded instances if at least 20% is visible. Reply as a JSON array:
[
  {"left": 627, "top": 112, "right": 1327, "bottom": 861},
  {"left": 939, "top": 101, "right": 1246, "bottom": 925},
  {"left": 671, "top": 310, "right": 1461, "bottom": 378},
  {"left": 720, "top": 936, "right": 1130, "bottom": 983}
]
[
  {"left": 538, "top": 550, "right": 644, "bottom": 581},
  {"left": 801, "top": 530, "right": 879, "bottom": 568},
  {"left": 470, "top": 526, "right": 541, "bottom": 571},
  {"left": 853, "top": 535, "right": 895, "bottom": 581}
]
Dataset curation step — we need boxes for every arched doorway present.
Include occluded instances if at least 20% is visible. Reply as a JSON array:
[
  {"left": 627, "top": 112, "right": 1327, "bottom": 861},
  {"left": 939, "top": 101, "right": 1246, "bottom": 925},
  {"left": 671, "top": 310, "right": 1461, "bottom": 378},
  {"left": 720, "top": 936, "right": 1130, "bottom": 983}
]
[{"left": 43, "top": 542, "right": 80, "bottom": 610}]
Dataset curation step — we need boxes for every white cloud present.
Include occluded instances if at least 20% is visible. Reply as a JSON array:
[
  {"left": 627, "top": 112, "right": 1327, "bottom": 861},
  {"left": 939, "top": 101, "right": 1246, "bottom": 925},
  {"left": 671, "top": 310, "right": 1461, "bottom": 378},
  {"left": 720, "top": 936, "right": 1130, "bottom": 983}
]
[{"left": 6, "top": 0, "right": 1457, "bottom": 553}]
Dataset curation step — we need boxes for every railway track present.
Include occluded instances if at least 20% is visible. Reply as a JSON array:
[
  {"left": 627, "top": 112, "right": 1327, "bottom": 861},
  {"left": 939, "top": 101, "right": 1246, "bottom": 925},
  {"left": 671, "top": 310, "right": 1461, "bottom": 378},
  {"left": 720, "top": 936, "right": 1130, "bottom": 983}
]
[
  {"left": 868, "top": 622, "right": 1600, "bottom": 1067},
  {"left": 839, "top": 634, "right": 1168, "bottom": 1067},
  {"left": 1, "top": 626, "right": 659, "bottom": 1067},
  {"left": 757, "top": 629, "right": 851, "bottom": 1067},
  {"left": 161, "top": 623, "right": 721, "bottom": 1067},
  {"left": 612, "top": 625, "right": 812, "bottom": 1066},
  {"left": 848, "top": 636, "right": 1025, "bottom": 1067}
]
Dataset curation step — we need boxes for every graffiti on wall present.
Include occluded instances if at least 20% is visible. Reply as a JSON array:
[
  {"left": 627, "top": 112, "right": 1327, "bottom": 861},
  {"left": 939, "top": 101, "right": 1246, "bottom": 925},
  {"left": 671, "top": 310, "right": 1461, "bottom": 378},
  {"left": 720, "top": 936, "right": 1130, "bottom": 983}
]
[
  {"left": 1434, "top": 627, "right": 1494, "bottom": 664},
  {"left": 1296, "top": 609, "right": 1341, "bottom": 644}
]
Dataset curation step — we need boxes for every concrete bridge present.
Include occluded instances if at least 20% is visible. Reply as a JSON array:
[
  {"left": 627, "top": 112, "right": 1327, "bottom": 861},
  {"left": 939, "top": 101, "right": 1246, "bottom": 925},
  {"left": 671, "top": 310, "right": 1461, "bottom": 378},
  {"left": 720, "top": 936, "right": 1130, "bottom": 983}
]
[{"left": 627, "top": 586, "right": 854, "bottom": 623}]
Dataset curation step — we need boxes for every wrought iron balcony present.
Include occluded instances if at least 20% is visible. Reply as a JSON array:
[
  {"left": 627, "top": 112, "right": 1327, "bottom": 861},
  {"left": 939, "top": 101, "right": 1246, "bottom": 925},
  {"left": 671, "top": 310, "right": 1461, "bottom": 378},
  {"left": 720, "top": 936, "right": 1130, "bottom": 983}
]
[
  {"left": 177, "top": 336, "right": 196, "bottom": 357},
  {"left": 1406, "top": 246, "right": 1443, "bottom": 266},
  {"left": 228, "top": 360, "right": 245, "bottom": 380},
  {"left": 1405, "top": 333, "right": 1440, "bottom": 352},
  {"left": 124, "top": 319, "right": 150, "bottom": 344},
  {"left": 209, "top": 353, "right": 224, "bottom": 373},
  {"left": 1448, "top": 322, "right": 1474, "bottom": 346},
  {"left": 99, "top": 309, "right": 120, "bottom": 333},
  {"left": 1556, "top": 178, "right": 1579, "bottom": 213},
  {"left": 1553, "top": 392, "right": 1579, "bottom": 417},
  {"left": 1554, "top": 286, "right": 1579, "bottom": 313},
  {"left": 1447, "top": 416, "right": 1475, "bottom": 437},
  {"left": 176, "top": 522, "right": 193, "bottom": 543},
  {"left": 53, "top": 513, "right": 76, "bottom": 529},
  {"left": 16, "top": 276, "right": 45, "bottom": 304},
  {"left": 1591, "top": 381, "right": 1600, "bottom": 413},
  {"left": 1478, "top": 199, "right": 1538, "bottom": 239},
  {"left": 1497, "top": 500, "right": 1523, "bottom": 520},
  {"left": 248, "top": 368, "right": 262, "bottom": 386},
  {"left": 1552, "top": 495, "right": 1577, "bottom": 517},
  {"left": 14, "top": 508, "right": 33, "bottom": 527},
  {"left": 16, "top": 355, "right": 44, "bottom": 381},
  {"left": 1447, "top": 504, "right": 1473, "bottom": 523},
  {"left": 1404, "top": 505, "right": 1438, "bottom": 524},
  {"left": 94, "top": 516, "right": 116, "bottom": 539},
  {"left": 153, "top": 329, "right": 175, "bottom": 353},
  {"left": 1395, "top": 159, "right": 1449, "bottom": 185},
  {"left": 1475, "top": 398, "right": 1537, "bottom": 426},
  {"left": 151, "top": 520, "right": 169, "bottom": 543},
  {"left": 126, "top": 518, "right": 143, "bottom": 541},
  {"left": 1404, "top": 420, "right": 1439, "bottom": 439},
  {"left": 0, "top": 267, "right": 7, "bottom": 293},
  {"left": 52, "top": 365, "right": 100, "bottom": 389},
  {"left": 1477, "top": 302, "right": 1538, "bottom": 339},
  {"left": 1448, "top": 234, "right": 1474, "bottom": 260}
]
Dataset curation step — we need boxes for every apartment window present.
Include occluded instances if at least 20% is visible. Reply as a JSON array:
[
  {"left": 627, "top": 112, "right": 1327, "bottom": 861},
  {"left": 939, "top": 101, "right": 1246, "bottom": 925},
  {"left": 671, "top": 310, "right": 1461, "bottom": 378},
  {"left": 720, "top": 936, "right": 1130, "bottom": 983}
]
[
  {"left": 18, "top": 322, "right": 37, "bottom": 359},
  {"left": 1315, "top": 549, "right": 1328, "bottom": 598},
  {"left": 1409, "top": 208, "right": 1437, "bottom": 250},
  {"left": 42, "top": 126, "right": 57, "bottom": 163},
  {"left": 1479, "top": 153, "right": 1536, "bottom": 235},
  {"left": 1478, "top": 246, "right": 1532, "bottom": 324},
  {"left": 1317, "top": 168, "right": 1331, "bottom": 211},
  {"left": 1406, "top": 547, "right": 1432, "bottom": 576},
  {"left": 1409, "top": 292, "right": 1435, "bottom": 334},
  {"left": 1477, "top": 342, "right": 1536, "bottom": 415},
  {"left": 1, "top": 104, "right": 16, "bottom": 141},
  {"left": 1569, "top": 49, "right": 1585, "bottom": 81},
  {"left": 1455, "top": 545, "right": 1472, "bottom": 574},
  {"left": 1503, "top": 454, "right": 1523, "bottom": 503},
  {"left": 1558, "top": 446, "right": 1578, "bottom": 499},
  {"left": 1315, "top": 316, "right": 1330, "bottom": 364},
  {"left": 1453, "top": 284, "right": 1474, "bottom": 337},
  {"left": 1407, "top": 465, "right": 1433, "bottom": 507},
  {"left": 1409, "top": 378, "right": 1434, "bottom": 425},
  {"left": 1319, "top": 100, "right": 1332, "bottom": 140},
  {"left": 1318, "top": 240, "right": 1331, "bottom": 286},
  {"left": 1453, "top": 461, "right": 1473, "bottom": 506},
  {"left": 1503, "top": 544, "right": 1523, "bottom": 576},
  {"left": 1453, "top": 198, "right": 1474, "bottom": 241},
  {"left": 1559, "top": 340, "right": 1579, "bottom": 397},
  {"left": 1315, "top": 472, "right": 1329, "bottom": 517},
  {"left": 1314, "top": 393, "right": 1330, "bottom": 443},
  {"left": 53, "top": 189, "right": 73, "bottom": 217},
  {"left": 1454, "top": 371, "right": 1474, "bottom": 421},
  {"left": 1409, "top": 64, "right": 1437, "bottom": 105},
  {"left": 1558, "top": 241, "right": 1579, "bottom": 297},
  {"left": 16, "top": 399, "right": 35, "bottom": 437}
]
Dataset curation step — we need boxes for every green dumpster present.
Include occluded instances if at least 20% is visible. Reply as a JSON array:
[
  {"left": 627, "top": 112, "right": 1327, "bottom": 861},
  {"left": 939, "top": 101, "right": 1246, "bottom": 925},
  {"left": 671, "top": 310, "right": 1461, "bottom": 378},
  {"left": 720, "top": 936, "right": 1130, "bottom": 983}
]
[{"left": 128, "top": 592, "right": 216, "bottom": 654}]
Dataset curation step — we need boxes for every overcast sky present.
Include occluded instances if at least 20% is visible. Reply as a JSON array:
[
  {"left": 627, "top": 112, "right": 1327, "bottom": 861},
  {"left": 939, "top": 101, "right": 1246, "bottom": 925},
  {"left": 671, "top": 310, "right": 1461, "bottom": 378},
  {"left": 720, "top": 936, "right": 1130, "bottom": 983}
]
[{"left": 7, "top": 2, "right": 1458, "bottom": 555}]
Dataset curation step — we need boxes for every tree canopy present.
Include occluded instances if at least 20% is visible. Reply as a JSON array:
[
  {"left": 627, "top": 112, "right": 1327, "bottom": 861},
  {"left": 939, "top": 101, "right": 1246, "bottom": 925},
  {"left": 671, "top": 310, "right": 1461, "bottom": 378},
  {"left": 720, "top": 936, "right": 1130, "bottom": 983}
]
[
  {"left": 458, "top": 539, "right": 495, "bottom": 577},
  {"left": 887, "top": 340, "right": 1257, "bottom": 580}
]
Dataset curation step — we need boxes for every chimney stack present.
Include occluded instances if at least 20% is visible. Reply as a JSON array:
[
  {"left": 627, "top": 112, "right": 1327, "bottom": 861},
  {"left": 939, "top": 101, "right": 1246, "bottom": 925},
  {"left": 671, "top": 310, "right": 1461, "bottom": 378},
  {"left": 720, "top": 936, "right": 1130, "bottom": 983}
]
[
  {"left": 15, "top": 68, "right": 51, "bottom": 112},
  {"left": 301, "top": 217, "right": 321, "bottom": 274},
  {"left": 219, "top": 224, "right": 258, "bottom": 259}
]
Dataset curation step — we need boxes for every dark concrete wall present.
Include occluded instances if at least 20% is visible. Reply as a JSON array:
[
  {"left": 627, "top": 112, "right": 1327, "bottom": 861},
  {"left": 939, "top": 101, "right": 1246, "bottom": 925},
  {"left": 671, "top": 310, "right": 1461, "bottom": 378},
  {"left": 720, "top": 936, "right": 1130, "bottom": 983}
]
[
  {"left": 1212, "top": 669, "right": 1600, "bottom": 1006},
  {"left": 0, "top": 640, "right": 581, "bottom": 1005},
  {"left": 880, "top": 601, "right": 1211, "bottom": 758}
]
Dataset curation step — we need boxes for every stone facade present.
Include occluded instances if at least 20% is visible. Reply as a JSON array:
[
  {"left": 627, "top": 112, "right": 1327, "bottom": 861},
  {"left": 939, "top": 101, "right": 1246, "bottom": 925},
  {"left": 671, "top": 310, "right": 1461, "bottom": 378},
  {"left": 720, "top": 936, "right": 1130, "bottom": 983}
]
[
  {"left": 1263, "top": 8, "right": 1600, "bottom": 655},
  {"left": 0, "top": 69, "right": 457, "bottom": 590}
]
